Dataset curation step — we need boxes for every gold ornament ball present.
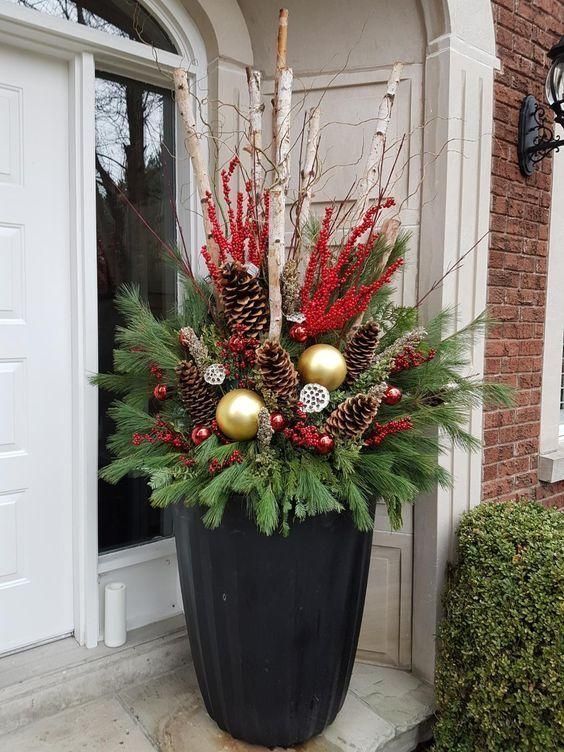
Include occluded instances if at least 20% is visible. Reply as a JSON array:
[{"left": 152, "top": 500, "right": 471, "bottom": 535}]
[
  {"left": 297, "top": 344, "right": 347, "bottom": 391},
  {"left": 215, "top": 389, "right": 265, "bottom": 441}
]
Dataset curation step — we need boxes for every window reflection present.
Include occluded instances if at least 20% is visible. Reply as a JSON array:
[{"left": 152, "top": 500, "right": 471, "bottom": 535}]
[
  {"left": 9, "top": 0, "right": 177, "bottom": 52},
  {"left": 96, "top": 72, "right": 176, "bottom": 552}
]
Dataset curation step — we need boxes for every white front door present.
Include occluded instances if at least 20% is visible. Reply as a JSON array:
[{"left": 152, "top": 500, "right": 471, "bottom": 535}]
[{"left": 0, "top": 44, "right": 74, "bottom": 653}]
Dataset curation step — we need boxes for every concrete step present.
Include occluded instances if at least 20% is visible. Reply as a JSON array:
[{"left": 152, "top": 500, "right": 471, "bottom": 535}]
[
  {"left": 0, "top": 622, "right": 434, "bottom": 751},
  {"left": 0, "top": 616, "right": 190, "bottom": 737}
]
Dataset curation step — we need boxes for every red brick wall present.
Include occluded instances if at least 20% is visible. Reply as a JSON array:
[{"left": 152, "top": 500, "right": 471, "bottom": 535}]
[{"left": 483, "top": 0, "right": 564, "bottom": 508}]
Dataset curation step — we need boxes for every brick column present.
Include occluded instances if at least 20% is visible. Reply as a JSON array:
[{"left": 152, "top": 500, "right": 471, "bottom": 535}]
[{"left": 483, "top": 0, "right": 564, "bottom": 507}]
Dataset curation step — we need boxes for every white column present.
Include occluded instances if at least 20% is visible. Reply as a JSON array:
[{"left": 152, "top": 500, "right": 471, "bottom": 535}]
[{"left": 412, "top": 34, "right": 498, "bottom": 682}]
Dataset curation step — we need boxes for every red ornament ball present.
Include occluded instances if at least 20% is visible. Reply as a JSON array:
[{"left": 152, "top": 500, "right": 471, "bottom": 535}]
[
  {"left": 383, "top": 386, "right": 402, "bottom": 406},
  {"left": 153, "top": 384, "right": 168, "bottom": 401},
  {"left": 289, "top": 324, "right": 308, "bottom": 343},
  {"left": 191, "top": 425, "right": 212, "bottom": 446},
  {"left": 317, "top": 434, "right": 335, "bottom": 454},
  {"left": 270, "top": 412, "right": 287, "bottom": 432}
]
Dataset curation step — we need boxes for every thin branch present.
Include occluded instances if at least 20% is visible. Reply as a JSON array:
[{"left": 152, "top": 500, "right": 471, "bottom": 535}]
[{"left": 416, "top": 231, "right": 490, "bottom": 308}]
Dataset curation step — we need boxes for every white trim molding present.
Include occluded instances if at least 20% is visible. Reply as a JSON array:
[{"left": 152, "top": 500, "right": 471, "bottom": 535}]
[
  {"left": 69, "top": 51, "right": 99, "bottom": 649},
  {"left": 539, "top": 124, "right": 564, "bottom": 482}
]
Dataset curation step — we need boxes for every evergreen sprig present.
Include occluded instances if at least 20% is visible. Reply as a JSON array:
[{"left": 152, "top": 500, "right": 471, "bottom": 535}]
[{"left": 94, "top": 268, "right": 511, "bottom": 536}]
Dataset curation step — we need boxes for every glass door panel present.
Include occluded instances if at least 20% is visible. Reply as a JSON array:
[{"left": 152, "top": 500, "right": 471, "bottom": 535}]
[{"left": 95, "top": 72, "right": 176, "bottom": 552}]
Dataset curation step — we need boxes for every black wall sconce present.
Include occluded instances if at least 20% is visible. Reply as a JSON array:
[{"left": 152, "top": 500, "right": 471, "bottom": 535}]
[{"left": 518, "top": 35, "right": 564, "bottom": 176}]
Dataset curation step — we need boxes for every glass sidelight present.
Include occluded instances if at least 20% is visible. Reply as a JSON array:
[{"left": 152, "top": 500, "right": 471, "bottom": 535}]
[{"left": 95, "top": 71, "right": 176, "bottom": 552}]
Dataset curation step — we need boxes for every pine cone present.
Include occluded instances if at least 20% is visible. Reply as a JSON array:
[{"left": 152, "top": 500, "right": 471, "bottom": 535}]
[
  {"left": 256, "top": 340, "right": 299, "bottom": 403},
  {"left": 325, "top": 394, "right": 380, "bottom": 440},
  {"left": 221, "top": 262, "right": 269, "bottom": 338},
  {"left": 175, "top": 360, "right": 217, "bottom": 426},
  {"left": 344, "top": 321, "right": 380, "bottom": 384}
]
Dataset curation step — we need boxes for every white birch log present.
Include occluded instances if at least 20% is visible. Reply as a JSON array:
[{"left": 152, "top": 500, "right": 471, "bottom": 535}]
[
  {"left": 354, "top": 62, "right": 403, "bottom": 220},
  {"left": 268, "top": 66, "right": 293, "bottom": 339},
  {"left": 380, "top": 217, "right": 401, "bottom": 266},
  {"left": 296, "top": 106, "right": 321, "bottom": 285},
  {"left": 246, "top": 67, "right": 265, "bottom": 195},
  {"left": 173, "top": 68, "right": 219, "bottom": 268},
  {"left": 272, "top": 8, "right": 289, "bottom": 163}
]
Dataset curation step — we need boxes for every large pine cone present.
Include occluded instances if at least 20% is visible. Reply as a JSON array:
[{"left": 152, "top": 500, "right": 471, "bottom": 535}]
[
  {"left": 324, "top": 394, "right": 379, "bottom": 440},
  {"left": 175, "top": 360, "right": 217, "bottom": 426},
  {"left": 344, "top": 321, "right": 380, "bottom": 384},
  {"left": 221, "top": 262, "right": 269, "bottom": 338},
  {"left": 256, "top": 340, "right": 299, "bottom": 403}
]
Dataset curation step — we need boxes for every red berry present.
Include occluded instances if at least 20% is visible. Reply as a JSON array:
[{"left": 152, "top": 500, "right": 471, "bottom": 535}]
[
  {"left": 153, "top": 384, "right": 167, "bottom": 401},
  {"left": 383, "top": 385, "right": 402, "bottom": 406},
  {"left": 289, "top": 324, "right": 308, "bottom": 343},
  {"left": 270, "top": 412, "right": 287, "bottom": 432},
  {"left": 317, "top": 434, "right": 335, "bottom": 454},
  {"left": 191, "top": 425, "right": 212, "bottom": 445}
]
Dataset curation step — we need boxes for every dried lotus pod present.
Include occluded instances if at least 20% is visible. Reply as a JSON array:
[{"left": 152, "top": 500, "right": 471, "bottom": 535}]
[
  {"left": 299, "top": 383, "right": 330, "bottom": 413},
  {"left": 204, "top": 363, "right": 227, "bottom": 385}
]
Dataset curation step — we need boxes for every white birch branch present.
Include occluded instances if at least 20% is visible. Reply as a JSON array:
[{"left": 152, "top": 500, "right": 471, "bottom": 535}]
[
  {"left": 354, "top": 62, "right": 403, "bottom": 221},
  {"left": 381, "top": 216, "right": 401, "bottom": 255},
  {"left": 173, "top": 68, "right": 219, "bottom": 268},
  {"left": 269, "top": 66, "right": 293, "bottom": 339},
  {"left": 246, "top": 67, "right": 265, "bottom": 196},
  {"left": 272, "top": 8, "right": 289, "bottom": 163},
  {"left": 296, "top": 106, "right": 321, "bottom": 286}
]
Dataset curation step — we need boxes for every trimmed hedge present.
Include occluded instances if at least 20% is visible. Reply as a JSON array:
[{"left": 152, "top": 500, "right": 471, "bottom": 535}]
[{"left": 434, "top": 501, "right": 564, "bottom": 752}]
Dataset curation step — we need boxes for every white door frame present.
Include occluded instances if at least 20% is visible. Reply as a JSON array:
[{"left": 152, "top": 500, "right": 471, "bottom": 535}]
[{"left": 0, "top": 0, "right": 211, "bottom": 649}]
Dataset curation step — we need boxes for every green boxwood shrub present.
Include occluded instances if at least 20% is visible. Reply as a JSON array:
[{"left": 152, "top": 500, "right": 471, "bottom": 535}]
[{"left": 434, "top": 500, "right": 564, "bottom": 752}]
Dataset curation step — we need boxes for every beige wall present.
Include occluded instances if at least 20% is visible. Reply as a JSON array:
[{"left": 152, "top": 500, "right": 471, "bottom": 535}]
[{"left": 237, "top": 0, "right": 426, "bottom": 73}]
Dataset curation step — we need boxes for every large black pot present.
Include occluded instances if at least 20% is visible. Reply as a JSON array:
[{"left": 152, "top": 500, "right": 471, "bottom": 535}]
[{"left": 173, "top": 499, "right": 373, "bottom": 748}]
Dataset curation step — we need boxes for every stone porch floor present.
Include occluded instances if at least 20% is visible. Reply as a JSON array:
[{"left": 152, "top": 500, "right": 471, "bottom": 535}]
[{"left": 0, "top": 619, "right": 434, "bottom": 751}]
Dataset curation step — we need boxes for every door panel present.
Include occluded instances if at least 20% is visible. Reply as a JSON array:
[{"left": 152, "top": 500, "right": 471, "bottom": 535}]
[
  {"left": 357, "top": 505, "right": 413, "bottom": 668},
  {"left": 0, "top": 45, "right": 73, "bottom": 653}
]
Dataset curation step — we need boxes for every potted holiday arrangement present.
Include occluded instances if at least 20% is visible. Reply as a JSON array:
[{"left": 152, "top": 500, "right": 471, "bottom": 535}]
[{"left": 96, "top": 10, "right": 508, "bottom": 748}]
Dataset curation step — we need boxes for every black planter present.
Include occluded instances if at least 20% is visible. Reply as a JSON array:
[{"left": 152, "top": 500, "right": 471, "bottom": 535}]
[{"left": 173, "top": 499, "right": 373, "bottom": 748}]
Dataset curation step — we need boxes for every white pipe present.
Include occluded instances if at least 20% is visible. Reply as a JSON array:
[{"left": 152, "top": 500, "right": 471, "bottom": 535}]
[{"left": 104, "top": 582, "right": 127, "bottom": 648}]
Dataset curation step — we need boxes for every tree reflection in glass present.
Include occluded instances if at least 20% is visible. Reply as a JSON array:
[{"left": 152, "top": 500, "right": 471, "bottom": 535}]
[
  {"left": 96, "top": 73, "right": 176, "bottom": 552},
  {"left": 9, "top": 0, "right": 176, "bottom": 52}
]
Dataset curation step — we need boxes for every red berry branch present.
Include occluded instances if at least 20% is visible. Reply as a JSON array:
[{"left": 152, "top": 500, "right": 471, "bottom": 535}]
[
  {"left": 208, "top": 450, "right": 243, "bottom": 475},
  {"left": 132, "top": 417, "right": 191, "bottom": 451},
  {"left": 391, "top": 346, "right": 436, "bottom": 373},
  {"left": 283, "top": 422, "right": 334, "bottom": 453},
  {"left": 200, "top": 159, "right": 269, "bottom": 285},
  {"left": 300, "top": 200, "right": 402, "bottom": 337},
  {"left": 217, "top": 324, "right": 260, "bottom": 387},
  {"left": 364, "top": 417, "right": 413, "bottom": 447}
]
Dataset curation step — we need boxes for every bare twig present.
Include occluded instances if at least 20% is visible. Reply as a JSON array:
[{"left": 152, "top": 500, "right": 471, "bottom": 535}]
[{"left": 416, "top": 231, "right": 490, "bottom": 307}]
